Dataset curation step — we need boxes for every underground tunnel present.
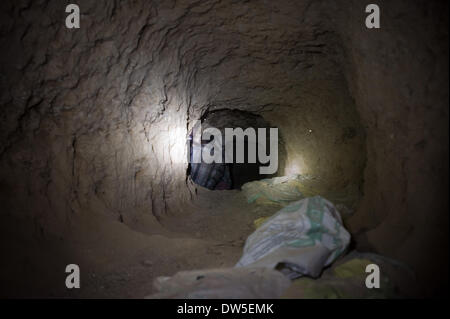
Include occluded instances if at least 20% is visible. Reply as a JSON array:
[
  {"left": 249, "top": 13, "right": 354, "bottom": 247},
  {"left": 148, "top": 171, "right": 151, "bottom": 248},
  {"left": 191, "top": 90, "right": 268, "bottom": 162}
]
[
  {"left": 187, "top": 109, "right": 288, "bottom": 190},
  {"left": 0, "top": 0, "right": 448, "bottom": 299}
]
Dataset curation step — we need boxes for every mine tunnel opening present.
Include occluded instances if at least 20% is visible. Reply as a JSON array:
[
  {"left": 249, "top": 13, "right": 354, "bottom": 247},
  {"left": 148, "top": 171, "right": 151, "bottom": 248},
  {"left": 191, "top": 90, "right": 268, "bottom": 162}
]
[
  {"left": 187, "top": 109, "right": 286, "bottom": 190},
  {"left": 0, "top": 0, "right": 446, "bottom": 300}
]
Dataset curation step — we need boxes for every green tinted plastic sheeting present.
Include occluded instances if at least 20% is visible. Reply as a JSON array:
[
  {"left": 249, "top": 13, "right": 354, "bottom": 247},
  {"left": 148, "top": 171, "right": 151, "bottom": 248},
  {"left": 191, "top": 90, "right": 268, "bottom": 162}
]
[
  {"left": 281, "top": 257, "right": 398, "bottom": 299},
  {"left": 236, "top": 196, "right": 351, "bottom": 279},
  {"left": 242, "top": 175, "right": 360, "bottom": 220},
  {"left": 241, "top": 175, "right": 313, "bottom": 206},
  {"left": 334, "top": 258, "right": 372, "bottom": 279}
]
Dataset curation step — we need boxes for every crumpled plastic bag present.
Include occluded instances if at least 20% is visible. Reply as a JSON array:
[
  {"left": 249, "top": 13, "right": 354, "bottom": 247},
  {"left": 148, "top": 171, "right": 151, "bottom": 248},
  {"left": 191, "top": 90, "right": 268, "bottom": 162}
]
[
  {"left": 242, "top": 175, "right": 359, "bottom": 218},
  {"left": 241, "top": 175, "right": 315, "bottom": 206},
  {"left": 236, "top": 196, "right": 351, "bottom": 279}
]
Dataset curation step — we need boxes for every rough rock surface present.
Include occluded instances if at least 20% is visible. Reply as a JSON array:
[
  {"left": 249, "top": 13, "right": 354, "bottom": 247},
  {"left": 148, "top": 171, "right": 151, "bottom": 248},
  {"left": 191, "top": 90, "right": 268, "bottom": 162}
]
[
  {"left": 331, "top": 0, "right": 448, "bottom": 296},
  {"left": 0, "top": 0, "right": 448, "bottom": 297},
  {"left": 0, "top": 0, "right": 365, "bottom": 224}
]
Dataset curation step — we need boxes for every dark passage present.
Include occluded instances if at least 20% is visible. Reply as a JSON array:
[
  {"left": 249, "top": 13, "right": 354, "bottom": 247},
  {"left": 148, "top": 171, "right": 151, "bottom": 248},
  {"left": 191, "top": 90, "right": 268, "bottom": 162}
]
[{"left": 188, "top": 109, "right": 285, "bottom": 190}]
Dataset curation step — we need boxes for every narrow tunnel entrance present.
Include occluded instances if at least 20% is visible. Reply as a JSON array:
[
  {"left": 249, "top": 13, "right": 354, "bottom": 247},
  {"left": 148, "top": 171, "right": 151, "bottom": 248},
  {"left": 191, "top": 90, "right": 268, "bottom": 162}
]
[{"left": 187, "top": 109, "right": 285, "bottom": 190}]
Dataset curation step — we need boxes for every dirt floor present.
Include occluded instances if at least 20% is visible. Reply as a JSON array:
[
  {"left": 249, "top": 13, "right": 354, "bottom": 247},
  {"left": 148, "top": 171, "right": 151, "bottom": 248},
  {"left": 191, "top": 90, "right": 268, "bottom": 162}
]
[
  {"left": 71, "top": 188, "right": 282, "bottom": 298},
  {"left": 1, "top": 185, "right": 415, "bottom": 298},
  {"left": 0, "top": 187, "right": 278, "bottom": 298}
]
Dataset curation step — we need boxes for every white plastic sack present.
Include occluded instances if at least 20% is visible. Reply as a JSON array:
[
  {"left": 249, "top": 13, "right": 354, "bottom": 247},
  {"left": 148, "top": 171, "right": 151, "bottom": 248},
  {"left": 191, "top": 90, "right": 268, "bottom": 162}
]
[
  {"left": 147, "top": 267, "right": 291, "bottom": 299},
  {"left": 236, "top": 196, "right": 351, "bottom": 279}
]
